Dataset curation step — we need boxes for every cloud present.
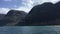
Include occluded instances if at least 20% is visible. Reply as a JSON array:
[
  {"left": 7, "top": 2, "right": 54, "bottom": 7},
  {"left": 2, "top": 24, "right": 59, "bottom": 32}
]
[
  {"left": 14, "top": 6, "right": 32, "bottom": 13},
  {"left": 3, "top": 0, "right": 12, "bottom": 1},
  {"left": 0, "top": 0, "right": 60, "bottom": 14},
  {"left": 0, "top": 8, "right": 10, "bottom": 14},
  {"left": 14, "top": 0, "right": 34, "bottom": 13},
  {"left": 49, "top": 0, "right": 60, "bottom": 3},
  {"left": 14, "top": 0, "right": 60, "bottom": 13}
]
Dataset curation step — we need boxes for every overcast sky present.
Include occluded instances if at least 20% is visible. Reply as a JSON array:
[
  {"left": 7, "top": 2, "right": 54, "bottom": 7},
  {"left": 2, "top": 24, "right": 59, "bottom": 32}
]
[{"left": 0, "top": 0, "right": 60, "bottom": 14}]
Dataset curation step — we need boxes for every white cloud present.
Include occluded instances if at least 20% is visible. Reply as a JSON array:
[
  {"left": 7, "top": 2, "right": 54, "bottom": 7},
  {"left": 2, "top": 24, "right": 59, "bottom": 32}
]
[
  {"left": 14, "top": 0, "right": 34, "bottom": 13},
  {"left": 3, "top": 0, "right": 12, "bottom": 1},
  {"left": 14, "top": 0, "right": 60, "bottom": 13},
  {"left": 0, "top": 0, "right": 60, "bottom": 14},
  {"left": 0, "top": 8, "right": 10, "bottom": 14},
  {"left": 14, "top": 6, "right": 32, "bottom": 13},
  {"left": 49, "top": 0, "right": 60, "bottom": 4}
]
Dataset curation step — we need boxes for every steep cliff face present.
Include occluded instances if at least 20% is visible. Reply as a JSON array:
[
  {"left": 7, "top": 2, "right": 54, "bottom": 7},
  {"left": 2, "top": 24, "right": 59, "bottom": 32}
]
[
  {"left": 24, "top": 2, "right": 56, "bottom": 25},
  {"left": 0, "top": 10, "right": 27, "bottom": 26},
  {"left": 55, "top": 1, "right": 60, "bottom": 19}
]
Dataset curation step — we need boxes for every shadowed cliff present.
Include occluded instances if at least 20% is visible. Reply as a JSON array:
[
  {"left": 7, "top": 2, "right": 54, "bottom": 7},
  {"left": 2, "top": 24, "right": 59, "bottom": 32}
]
[
  {"left": 0, "top": 10, "right": 27, "bottom": 26},
  {"left": 24, "top": 2, "right": 57, "bottom": 26}
]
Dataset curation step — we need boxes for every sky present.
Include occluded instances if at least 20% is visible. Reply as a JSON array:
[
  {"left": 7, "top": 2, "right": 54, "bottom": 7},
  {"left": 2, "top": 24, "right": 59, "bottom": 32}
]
[{"left": 0, "top": 0, "right": 60, "bottom": 14}]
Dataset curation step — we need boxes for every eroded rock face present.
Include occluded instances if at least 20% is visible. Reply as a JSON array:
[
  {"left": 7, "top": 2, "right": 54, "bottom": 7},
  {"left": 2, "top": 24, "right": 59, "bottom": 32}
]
[
  {"left": 24, "top": 2, "right": 57, "bottom": 26},
  {"left": 0, "top": 10, "right": 27, "bottom": 26}
]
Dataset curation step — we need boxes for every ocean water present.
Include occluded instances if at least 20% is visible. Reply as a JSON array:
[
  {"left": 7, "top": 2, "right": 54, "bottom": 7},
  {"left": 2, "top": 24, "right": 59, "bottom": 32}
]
[{"left": 0, "top": 26, "right": 60, "bottom": 34}]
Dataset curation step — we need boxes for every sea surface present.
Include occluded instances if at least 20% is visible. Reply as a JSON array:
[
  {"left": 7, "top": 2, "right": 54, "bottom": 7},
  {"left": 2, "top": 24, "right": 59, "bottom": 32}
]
[{"left": 0, "top": 26, "right": 60, "bottom": 34}]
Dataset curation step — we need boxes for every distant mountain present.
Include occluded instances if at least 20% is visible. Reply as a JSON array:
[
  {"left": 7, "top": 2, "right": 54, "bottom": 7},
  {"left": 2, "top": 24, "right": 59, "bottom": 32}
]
[
  {"left": 16, "top": 2, "right": 60, "bottom": 26},
  {"left": 24, "top": 2, "right": 55, "bottom": 26},
  {"left": 0, "top": 10, "right": 27, "bottom": 26},
  {"left": 1, "top": 2, "right": 60, "bottom": 26}
]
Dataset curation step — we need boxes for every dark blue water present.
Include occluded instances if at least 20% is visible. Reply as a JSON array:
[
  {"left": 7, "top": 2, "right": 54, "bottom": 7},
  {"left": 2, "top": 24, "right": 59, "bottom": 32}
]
[{"left": 0, "top": 26, "right": 60, "bottom": 34}]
